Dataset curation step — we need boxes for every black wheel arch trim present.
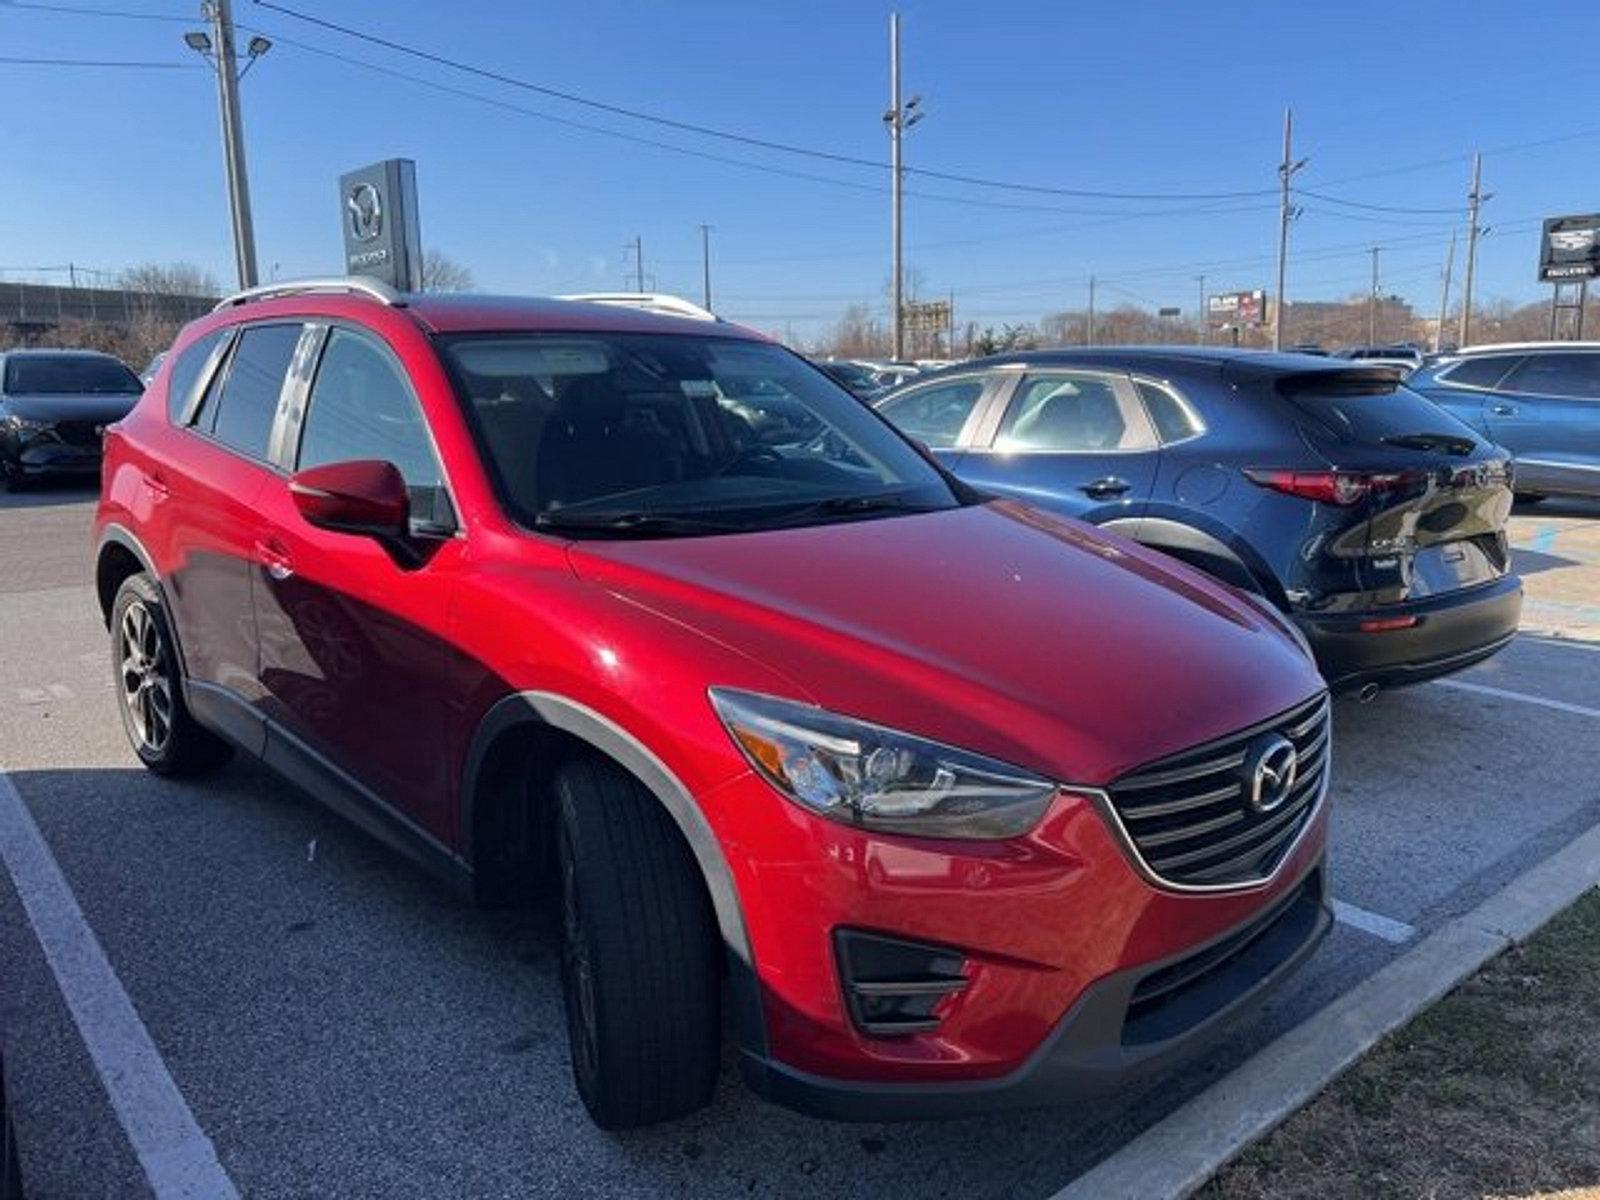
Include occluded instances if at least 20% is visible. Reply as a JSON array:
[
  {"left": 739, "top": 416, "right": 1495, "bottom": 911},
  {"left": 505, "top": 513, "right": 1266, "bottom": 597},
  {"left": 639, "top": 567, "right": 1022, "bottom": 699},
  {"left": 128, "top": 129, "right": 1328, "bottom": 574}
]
[{"left": 1105, "top": 514, "right": 1281, "bottom": 602}]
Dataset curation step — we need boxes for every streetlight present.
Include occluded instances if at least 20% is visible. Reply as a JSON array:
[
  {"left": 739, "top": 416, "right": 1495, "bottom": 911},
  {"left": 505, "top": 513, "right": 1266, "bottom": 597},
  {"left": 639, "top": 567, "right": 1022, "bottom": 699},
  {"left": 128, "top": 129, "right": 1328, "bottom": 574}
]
[{"left": 183, "top": 1, "right": 269, "bottom": 288}]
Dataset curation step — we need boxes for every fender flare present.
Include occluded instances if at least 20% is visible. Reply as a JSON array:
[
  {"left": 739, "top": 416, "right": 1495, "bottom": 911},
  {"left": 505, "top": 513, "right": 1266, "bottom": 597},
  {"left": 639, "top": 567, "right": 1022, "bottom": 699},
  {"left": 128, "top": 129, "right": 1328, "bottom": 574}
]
[
  {"left": 1103, "top": 515, "right": 1280, "bottom": 602},
  {"left": 461, "top": 691, "right": 753, "bottom": 966}
]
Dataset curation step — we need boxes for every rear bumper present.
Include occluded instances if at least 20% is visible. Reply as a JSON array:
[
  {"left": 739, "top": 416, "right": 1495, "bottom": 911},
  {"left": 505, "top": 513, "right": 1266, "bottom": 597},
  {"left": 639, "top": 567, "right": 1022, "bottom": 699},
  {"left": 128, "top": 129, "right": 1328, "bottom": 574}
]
[
  {"left": 740, "top": 863, "right": 1331, "bottom": 1121},
  {"left": 1296, "top": 573, "right": 1522, "bottom": 692}
]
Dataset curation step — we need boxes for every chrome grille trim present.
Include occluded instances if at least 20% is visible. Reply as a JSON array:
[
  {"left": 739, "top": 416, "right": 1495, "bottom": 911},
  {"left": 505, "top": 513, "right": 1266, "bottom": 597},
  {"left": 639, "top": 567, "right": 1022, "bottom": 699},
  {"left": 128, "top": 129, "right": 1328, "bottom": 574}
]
[{"left": 1096, "top": 692, "right": 1332, "bottom": 892}]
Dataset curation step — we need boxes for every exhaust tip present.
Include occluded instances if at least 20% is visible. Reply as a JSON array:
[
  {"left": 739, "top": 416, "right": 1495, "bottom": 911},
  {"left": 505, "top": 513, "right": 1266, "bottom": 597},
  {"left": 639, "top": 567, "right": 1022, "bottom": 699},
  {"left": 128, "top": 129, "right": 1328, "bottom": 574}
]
[{"left": 1356, "top": 683, "right": 1380, "bottom": 704}]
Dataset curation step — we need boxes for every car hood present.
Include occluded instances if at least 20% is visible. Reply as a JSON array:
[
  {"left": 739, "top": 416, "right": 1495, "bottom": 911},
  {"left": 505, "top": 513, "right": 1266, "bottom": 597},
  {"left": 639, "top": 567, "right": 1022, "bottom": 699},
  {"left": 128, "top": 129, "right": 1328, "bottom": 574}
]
[
  {"left": 2, "top": 392, "right": 141, "bottom": 424},
  {"left": 567, "top": 500, "right": 1323, "bottom": 785}
]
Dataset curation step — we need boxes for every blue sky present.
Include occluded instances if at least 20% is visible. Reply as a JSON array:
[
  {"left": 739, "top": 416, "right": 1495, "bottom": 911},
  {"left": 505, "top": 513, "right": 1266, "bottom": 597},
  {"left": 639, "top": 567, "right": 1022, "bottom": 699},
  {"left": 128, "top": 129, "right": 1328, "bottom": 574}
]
[{"left": 3, "top": 0, "right": 1597, "bottom": 341}]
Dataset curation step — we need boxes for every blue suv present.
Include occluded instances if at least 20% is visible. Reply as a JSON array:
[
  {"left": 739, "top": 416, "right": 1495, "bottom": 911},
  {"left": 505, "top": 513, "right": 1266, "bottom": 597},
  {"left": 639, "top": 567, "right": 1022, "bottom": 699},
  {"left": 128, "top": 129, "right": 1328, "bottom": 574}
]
[
  {"left": 876, "top": 347, "right": 1523, "bottom": 695},
  {"left": 1408, "top": 343, "right": 1600, "bottom": 502}
]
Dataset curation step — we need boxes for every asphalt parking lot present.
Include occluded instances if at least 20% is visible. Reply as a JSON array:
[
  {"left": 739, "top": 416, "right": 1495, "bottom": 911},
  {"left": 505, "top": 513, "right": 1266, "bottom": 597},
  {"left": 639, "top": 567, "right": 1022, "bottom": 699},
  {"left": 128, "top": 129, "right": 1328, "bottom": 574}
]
[{"left": 2, "top": 488, "right": 1597, "bottom": 1200}]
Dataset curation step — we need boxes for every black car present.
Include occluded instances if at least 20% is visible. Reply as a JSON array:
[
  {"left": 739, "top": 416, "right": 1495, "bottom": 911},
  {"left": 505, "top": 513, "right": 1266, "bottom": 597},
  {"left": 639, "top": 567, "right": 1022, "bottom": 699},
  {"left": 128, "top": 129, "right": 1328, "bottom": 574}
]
[
  {"left": 0, "top": 350, "right": 143, "bottom": 490},
  {"left": 875, "top": 348, "right": 1521, "bottom": 694}
]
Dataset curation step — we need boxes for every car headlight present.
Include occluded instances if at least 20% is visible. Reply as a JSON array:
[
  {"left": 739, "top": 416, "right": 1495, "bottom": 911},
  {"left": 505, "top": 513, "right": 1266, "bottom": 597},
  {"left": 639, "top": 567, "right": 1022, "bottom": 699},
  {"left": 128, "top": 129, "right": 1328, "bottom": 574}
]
[
  {"left": 1, "top": 415, "right": 55, "bottom": 435},
  {"left": 709, "top": 688, "right": 1057, "bottom": 839}
]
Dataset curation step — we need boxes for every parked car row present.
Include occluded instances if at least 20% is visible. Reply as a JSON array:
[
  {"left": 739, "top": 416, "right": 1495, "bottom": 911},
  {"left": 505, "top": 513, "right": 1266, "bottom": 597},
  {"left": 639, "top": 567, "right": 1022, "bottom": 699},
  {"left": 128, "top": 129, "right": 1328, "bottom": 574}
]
[{"left": 28, "top": 283, "right": 1591, "bottom": 1137}]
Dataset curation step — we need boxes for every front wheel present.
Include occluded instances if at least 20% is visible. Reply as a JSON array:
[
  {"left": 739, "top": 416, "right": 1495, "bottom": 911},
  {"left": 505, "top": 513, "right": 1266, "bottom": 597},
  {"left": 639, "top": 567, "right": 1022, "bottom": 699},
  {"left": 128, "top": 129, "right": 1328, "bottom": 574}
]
[
  {"left": 110, "top": 574, "right": 233, "bottom": 776},
  {"left": 555, "top": 756, "right": 720, "bottom": 1129}
]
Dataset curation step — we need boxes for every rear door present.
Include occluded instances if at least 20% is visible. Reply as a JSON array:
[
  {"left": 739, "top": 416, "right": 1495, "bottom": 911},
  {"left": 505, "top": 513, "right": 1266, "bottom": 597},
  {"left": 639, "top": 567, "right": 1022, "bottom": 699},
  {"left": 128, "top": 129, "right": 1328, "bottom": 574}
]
[
  {"left": 956, "top": 368, "right": 1160, "bottom": 521},
  {"left": 1282, "top": 377, "right": 1513, "bottom": 604},
  {"left": 160, "top": 321, "right": 304, "bottom": 749},
  {"left": 1409, "top": 353, "right": 1523, "bottom": 439},
  {"left": 1484, "top": 351, "right": 1600, "bottom": 494},
  {"left": 872, "top": 372, "right": 997, "bottom": 470}
]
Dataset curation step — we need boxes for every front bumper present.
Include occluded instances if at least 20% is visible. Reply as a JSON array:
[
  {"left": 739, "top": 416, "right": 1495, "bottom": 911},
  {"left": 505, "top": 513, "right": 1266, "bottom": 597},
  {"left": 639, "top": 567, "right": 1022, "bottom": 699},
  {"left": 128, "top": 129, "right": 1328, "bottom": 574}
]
[
  {"left": 1295, "top": 573, "right": 1522, "bottom": 693},
  {"left": 7, "top": 440, "right": 101, "bottom": 478},
  {"left": 742, "top": 864, "right": 1330, "bottom": 1120}
]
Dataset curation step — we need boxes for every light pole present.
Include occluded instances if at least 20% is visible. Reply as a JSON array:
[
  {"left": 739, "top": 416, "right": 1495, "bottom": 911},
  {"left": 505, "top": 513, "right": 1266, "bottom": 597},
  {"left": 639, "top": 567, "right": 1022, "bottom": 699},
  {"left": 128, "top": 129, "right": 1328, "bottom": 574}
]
[
  {"left": 1435, "top": 232, "right": 1456, "bottom": 353},
  {"left": 184, "top": 1, "right": 269, "bottom": 290},
  {"left": 1273, "top": 108, "right": 1308, "bottom": 351},
  {"left": 1196, "top": 274, "right": 1207, "bottom": 344},
  {"left": 883, "top": 13, "right": 922, "bottom": 362},
  {"left": 1368, "top": 246, "right": 1380, "bottom": 347},
  {"left": 1459, "top": 152, "right": 1488, "bottom": 348}
]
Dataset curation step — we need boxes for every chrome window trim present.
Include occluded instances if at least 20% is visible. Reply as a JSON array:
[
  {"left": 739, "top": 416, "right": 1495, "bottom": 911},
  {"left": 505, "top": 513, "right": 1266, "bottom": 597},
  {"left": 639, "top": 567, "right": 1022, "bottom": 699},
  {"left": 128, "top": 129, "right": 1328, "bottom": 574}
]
[
  {"left": 179, "top": 319, "right": 305, "bottom": 475},
  {"left": 1431, "top": 355, "right": 1526, "bottom": 393},
  {"left": 1130, "top": 374, "right": 1207, "bottom": 448},
  {"left": 967, "top": 367, "right": 1159, "bottom": 456}
]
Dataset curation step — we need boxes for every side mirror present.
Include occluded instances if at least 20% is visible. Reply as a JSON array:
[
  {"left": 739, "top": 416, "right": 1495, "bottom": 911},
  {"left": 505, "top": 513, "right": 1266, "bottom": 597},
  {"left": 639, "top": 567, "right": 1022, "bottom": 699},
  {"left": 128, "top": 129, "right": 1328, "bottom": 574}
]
[{"left": 289, "top": 460, "right": 422, "bottom": 565}]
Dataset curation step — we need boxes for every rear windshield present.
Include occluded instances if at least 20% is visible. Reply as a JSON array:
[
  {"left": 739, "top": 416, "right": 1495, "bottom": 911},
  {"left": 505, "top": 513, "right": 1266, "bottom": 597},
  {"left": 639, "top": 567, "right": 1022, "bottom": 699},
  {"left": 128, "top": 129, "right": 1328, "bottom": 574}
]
[
  {"left": 4, "top": 355, "right": 142, "bottom": 396},
  {"left": 1275, "top": 376, "right": 1482, "bottom": 444}
]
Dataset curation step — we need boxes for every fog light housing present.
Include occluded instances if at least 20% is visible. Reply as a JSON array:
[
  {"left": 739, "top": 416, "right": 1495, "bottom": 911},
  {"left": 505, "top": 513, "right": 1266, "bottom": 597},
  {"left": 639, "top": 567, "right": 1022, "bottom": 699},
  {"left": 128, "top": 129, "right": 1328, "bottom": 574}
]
[{"left": 834, "top": 929, "right": 969, "bottom": 1037}]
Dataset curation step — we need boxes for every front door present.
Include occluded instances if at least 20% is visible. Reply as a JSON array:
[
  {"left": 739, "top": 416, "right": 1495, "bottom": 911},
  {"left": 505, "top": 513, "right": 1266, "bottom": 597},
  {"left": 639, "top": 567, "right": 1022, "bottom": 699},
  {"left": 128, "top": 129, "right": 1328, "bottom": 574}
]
[
  {"left": 1482, "top": 351, "right": 1600, "bottom": 494},
  {"left": 956, "top": 369, "right": 1161, "bottom": 522},
  {"left": 251, "top": 325, "right": 465, "bottom": 845}
]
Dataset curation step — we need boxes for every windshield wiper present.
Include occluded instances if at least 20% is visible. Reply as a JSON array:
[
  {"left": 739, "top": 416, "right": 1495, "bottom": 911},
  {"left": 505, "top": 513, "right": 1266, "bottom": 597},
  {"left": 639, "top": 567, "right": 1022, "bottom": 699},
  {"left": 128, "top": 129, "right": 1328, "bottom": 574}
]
[
  {"left": 533, "top": 510, "right": 742, "bottom": 537},
  {"left": 764, "top": 493, "right": 943, "bottom": 528},
  {"left": 1381, "top": 432, "right": 1476, "bottom": 456}
]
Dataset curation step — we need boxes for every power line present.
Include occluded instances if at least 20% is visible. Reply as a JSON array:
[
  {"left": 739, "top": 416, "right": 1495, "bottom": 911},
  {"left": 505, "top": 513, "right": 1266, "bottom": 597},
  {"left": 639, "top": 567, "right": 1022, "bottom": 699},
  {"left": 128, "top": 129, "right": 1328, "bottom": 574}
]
[
  {"left": 1294, "top": 188, "right": 1462, "bottom": 215},
  {"left": 0, "top": 54, "right": 197, "bottom": 67},
  {"left": 0, "top": 0, "right": 191, "bottom": 22},
  {"left": 249, "top": 0, "right": 1283, "bottom": 203}
]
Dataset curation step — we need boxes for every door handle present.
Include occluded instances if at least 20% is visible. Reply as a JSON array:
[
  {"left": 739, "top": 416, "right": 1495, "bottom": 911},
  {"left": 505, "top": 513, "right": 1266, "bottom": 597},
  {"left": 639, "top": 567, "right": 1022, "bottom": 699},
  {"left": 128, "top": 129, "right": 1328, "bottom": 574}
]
[
  {"left": 254, "top": 539, "right": 294, "bottom": 582},
  {"left": 143, "top": 472, "right": 170, "bottom": 501},
  {"left": 1490, "top": 403, "right": 1517, "bottom": 416},
  {"left": 1079, "top": 476, "right": 1132, "bottom": 499}
]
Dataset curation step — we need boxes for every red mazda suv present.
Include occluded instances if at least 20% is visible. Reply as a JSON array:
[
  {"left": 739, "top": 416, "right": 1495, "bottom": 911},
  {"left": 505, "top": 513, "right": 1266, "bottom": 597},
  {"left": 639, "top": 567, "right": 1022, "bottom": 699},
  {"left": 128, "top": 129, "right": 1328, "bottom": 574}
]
[{"left": 95, "top": 279, "right": 1332, "bottom": 1128}]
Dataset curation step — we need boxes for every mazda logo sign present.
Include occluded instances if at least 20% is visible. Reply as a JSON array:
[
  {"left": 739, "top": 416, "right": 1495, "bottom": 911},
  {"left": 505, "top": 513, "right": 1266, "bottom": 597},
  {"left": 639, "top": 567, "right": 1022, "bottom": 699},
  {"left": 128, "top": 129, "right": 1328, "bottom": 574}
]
[
  {"left": 1244, "top": 733, "right": 1298, "bottom": 814},
  {"left": 346, "top": 182, "right": 383, "bottom": 243}
]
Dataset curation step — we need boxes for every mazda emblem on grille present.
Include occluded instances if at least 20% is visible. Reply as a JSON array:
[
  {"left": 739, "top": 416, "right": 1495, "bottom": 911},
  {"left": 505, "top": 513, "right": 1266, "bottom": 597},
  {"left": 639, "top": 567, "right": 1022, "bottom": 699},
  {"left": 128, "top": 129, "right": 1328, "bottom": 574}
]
[{"left": 1244, "top": 734, "right": 1298, "bottom": 814}]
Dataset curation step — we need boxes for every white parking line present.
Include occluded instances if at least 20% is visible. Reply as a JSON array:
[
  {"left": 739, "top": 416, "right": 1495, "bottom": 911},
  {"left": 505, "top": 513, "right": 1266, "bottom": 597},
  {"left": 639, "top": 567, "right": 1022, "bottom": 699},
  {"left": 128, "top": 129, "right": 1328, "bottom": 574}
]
[
  {"left": 1519, "top": 634, "right": 1600, "bottom": 655},
  {"left": 1332, "top": 899, "right": 1416, "bottom": 945},
  {"left": 0, "top": 769, "right": 239, "bottom": 1200},
  {"left": 1435, "top": 678, "right": 1600, "bottom": 720}
]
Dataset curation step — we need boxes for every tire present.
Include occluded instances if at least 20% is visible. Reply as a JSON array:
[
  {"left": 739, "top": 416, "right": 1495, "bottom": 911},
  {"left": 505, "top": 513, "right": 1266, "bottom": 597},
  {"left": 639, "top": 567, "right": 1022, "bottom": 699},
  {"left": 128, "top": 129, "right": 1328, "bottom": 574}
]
[
  {"left": 110, "top": 573, "right": 233, "bottom": 777},
  {"left": 555, "top": 755, "right": 720, "bottom": 1129}
]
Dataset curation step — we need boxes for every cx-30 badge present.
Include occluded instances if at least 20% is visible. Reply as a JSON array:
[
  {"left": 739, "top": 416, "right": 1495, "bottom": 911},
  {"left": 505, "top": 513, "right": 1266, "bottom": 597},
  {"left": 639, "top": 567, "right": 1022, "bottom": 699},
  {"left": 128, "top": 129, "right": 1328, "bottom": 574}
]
[
  {"left": 1243, "top": 733, "right": 1298, "bottom": 813},
  {"left": 346, "top": 182, "right": 383, "bottom": 243}
]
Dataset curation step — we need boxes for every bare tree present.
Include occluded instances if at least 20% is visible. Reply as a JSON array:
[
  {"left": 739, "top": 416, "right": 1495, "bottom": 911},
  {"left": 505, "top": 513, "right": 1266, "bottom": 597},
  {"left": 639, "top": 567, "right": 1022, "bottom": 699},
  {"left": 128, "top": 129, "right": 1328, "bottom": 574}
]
[
  {"left": 421, "top": 250, "right": 475, "bottom": 293},
  {"left": 118, "top": 262, "right": 219, "bottom": 298},
  {"left": 821, "top": 303, "right": 890, "bottom": 359}
]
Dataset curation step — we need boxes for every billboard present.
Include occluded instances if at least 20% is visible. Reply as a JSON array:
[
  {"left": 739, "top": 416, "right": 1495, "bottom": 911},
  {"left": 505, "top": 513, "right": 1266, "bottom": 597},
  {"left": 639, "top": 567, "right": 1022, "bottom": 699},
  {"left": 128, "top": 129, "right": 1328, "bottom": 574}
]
[
  {"left": 1539, "top": 214, "right": 1600, "bottom": 282},
  {"left": 339, "top": 159, "right": 423, "bottom": 291},
  {"left": 1207, "top": 289, "right": 1266, "bottom": 328}
]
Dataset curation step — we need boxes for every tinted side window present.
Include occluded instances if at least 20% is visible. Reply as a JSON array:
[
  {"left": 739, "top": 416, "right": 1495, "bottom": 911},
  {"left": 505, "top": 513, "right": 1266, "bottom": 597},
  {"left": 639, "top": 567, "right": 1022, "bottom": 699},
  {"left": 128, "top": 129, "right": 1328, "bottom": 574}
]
[
  {"left": 1438, "top": 355, "right": 1520, "bottom": 389},
  {"left": 165, "top": 329, "right": 229, "bottom": 422},
  {"left": 299, "top": 329, "right": 450, "bottom": 524},
  {"left": 876, "top": 377, "right": 986, "bottom": 448},
  {"left": 997, "top": 373, "right": 1155, "bottom": 452},
  {"left": 208, "top": 324, "right": 301, "bottom": 460},
  {"left": 1503, "top": 352, "right": 1600, "bottom": 400},
  {"left": 1136, "top": 380, "right": 1205, "bottom": 443}
]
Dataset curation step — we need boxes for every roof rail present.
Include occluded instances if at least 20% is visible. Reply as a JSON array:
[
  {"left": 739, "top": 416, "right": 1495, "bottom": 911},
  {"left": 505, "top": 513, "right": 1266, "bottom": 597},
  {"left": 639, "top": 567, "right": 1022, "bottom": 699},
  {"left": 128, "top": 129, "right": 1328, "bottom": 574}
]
[
  {"left": 212, "top": 276, "right": 405, "bottom": 313},
  {"left": 557, "top": 292, "right": 719, "bottom": 322}
]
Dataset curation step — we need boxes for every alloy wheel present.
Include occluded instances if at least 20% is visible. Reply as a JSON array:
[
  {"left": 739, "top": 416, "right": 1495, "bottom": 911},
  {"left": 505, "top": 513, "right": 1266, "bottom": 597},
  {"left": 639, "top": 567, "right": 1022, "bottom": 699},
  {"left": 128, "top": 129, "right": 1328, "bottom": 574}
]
[{"left": 118, "top": 600, "right": 173, "bottom": 757}]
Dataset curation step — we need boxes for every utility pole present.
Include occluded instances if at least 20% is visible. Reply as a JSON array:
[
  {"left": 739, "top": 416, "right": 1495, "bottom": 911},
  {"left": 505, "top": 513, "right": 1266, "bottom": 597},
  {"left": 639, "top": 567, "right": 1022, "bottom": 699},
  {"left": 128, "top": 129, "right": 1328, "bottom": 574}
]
[
  {"left": 947, "top": 289, "right": 955, "bottom": 358},
  {"left": 699, "top": 224, "right": 713, "bottom": 310},
  {"left": 625, "top": 236, "right": 645, "bottom": 292},
  {"left": 1368, "top": 246, "right": 1381, "bottom": 347},
  {"left": 883, "top": 13, "right": 921, "bottom": 362},
  {"left": 1435, "top": 231, "right": 1456, "bottom": 353},
  {"left": 1196, "top": 274, "right": 1207, "bottom": 344},
  {"left": 204, "top": 0, "right": 258, "bottom": 288},
  {"left": 1459, "top": 152, "right": 1487, "bottom": 348},
  {"left": 1087, "top": 275, "right": 1097, "bottom": 345},
  {"left": 1274, "top": 108, "right": 1308, "bottom": 352}
]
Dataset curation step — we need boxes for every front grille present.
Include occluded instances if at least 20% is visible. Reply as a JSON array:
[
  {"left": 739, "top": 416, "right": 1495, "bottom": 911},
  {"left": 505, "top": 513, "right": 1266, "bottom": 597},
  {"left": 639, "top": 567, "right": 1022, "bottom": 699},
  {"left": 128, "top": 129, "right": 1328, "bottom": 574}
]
[
  {"left": 54, "top": 421, "right": 103, "bottom": 448},
  {"left": 1106, "top": 693, "right": 1330, "bottom": 888}
]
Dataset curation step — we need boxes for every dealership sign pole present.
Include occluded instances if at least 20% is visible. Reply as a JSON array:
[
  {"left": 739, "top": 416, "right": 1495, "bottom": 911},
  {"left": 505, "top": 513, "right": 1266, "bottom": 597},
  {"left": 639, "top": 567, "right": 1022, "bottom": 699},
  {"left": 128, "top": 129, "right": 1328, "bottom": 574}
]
[{"left": 1539, "top": 213, "right": 1600, "bottom": 340}]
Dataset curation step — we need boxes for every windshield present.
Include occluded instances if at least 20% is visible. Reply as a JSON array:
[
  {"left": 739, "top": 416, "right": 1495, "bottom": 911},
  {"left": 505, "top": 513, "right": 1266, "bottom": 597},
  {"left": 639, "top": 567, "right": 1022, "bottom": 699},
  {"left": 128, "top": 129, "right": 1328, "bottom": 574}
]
[
  {"left": 4, "top": 354, "right": 142, "bottom": 396},
  {"left": 440, "top": 333, "right": 962, "bottom": 536}
]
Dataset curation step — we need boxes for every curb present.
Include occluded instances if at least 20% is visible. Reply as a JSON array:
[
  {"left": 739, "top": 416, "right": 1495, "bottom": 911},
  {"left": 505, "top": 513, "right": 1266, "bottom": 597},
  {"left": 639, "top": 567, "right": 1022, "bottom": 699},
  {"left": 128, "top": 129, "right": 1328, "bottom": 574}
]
[{"left": 1046, "top": 818, "right": 1600, "bottom": 1200}]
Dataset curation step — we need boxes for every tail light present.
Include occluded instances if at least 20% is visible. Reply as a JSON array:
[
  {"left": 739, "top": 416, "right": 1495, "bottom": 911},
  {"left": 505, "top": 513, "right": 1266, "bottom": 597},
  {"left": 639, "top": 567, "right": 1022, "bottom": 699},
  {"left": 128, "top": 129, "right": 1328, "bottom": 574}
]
[{"left": 1244, "top": 468, "right": 1428, "bottom": 506}]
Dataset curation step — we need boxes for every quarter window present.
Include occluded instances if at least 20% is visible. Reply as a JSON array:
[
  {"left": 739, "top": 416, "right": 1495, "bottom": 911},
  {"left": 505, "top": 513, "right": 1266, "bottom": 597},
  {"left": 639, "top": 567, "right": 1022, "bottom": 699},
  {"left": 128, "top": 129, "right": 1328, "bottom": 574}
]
[
  {"left": 299, "top": 329, "right": 451, "bottom": 525},
  {"left": 1502, "top": 352, "right": 1600, "bottom": 400},
  {"left": 875, "top": 377, "right": 986, "bottom": 448},
  {"left": 1136, "top": 380, "right": 1205, "bottom": 443},
  {"left": 996, "top": 373, "right": 1154, "bottom": 452},
  {"left": 204, "top": 324, "right": 302, "bottom": 460},
  {"left": 165, "top": 329, "right": 229, "bottom": 422}
]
